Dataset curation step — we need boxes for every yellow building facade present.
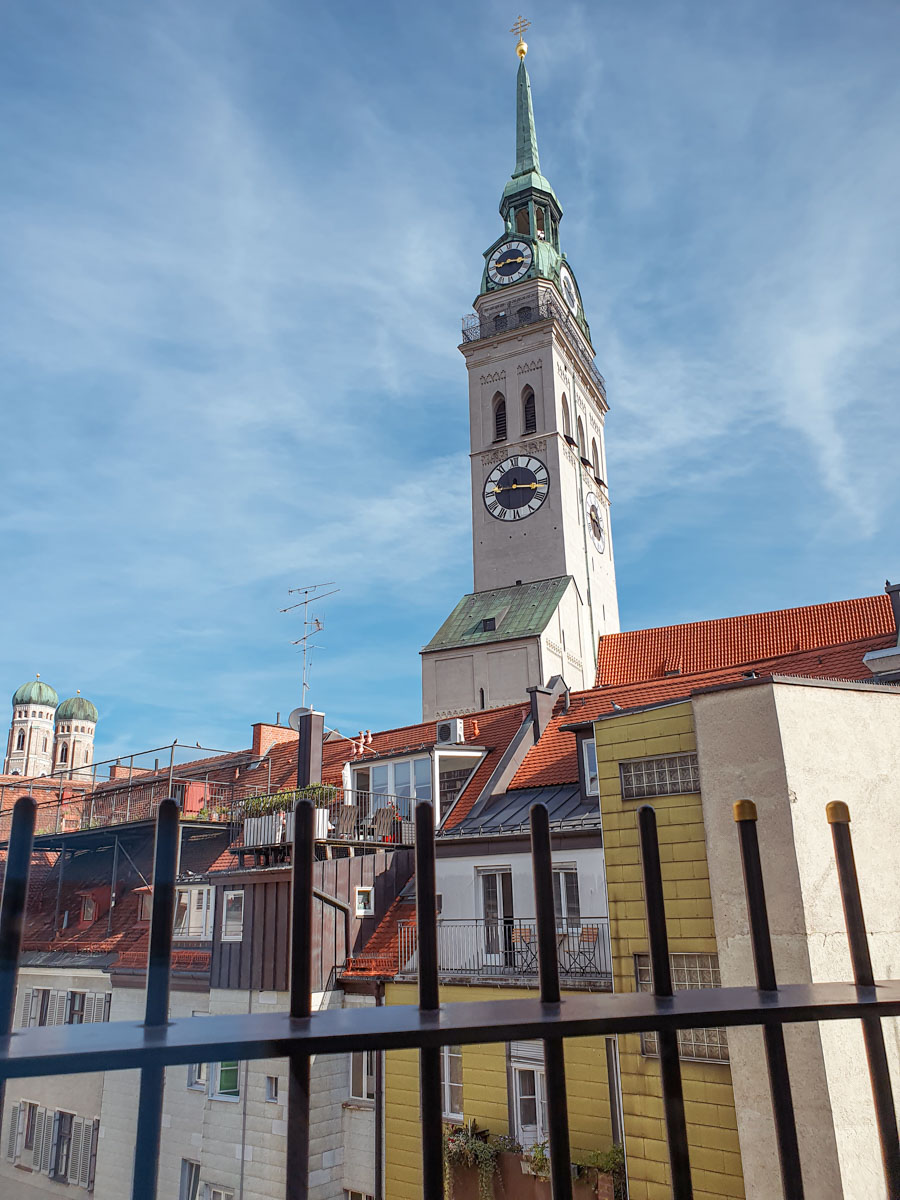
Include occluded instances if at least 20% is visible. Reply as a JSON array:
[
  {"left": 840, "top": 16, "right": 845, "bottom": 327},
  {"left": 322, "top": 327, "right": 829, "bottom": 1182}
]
[
  {"left": 594, "top": 701, "right": 745, "bottom": 1200},
  {"left": 382, "top": 982, "right": 617, "bottom": 1199}
]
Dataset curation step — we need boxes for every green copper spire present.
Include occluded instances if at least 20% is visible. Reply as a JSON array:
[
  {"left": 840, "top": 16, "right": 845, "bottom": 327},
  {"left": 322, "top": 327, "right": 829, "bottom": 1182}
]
[{"left": 514, "top": 58, "right": 540, "bottom": 178}]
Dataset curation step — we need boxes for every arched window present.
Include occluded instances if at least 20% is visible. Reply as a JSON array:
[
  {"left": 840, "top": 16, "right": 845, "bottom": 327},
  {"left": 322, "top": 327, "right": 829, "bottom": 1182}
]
[
  {"left": 591, "top": 438, "right": 601, "bottom": 478},
  {"left": 493, "top": 394, "right": 507, "bottom": 441},
  {"left": 561, "top": 394, "right": 571, "bottom": 439},
  {"left": 15, "top": 730, "right": 25, "bottom": 750},
  {"left": 516, "top": 305, "right": 532, "bottom": 326},
  {"left": 577, "top": 417, "right": 586, "bottom": 459},
  {"left": 60, "top": 743, "right": 68, "bottom": 763},
  {"left": 42, "top": 737, "right": 48, "bottom": 753},
  {"left": 515, "top": 207, "right": 529, "bottom": 235},
  {"left": 535, "top": 207, "right": 546, "bottom": 240},
  {"left": 522, "top": 387, "right": 536, "bottom": 435},
  {"left": 493, "top": 313, "right": 508, "bottom": 333},
  {"left": 85, "top": 747, "right": 91, "bottom": 764}
]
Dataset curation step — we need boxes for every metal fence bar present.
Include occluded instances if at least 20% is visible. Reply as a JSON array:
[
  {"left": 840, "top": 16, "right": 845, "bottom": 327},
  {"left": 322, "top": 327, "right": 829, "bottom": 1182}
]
[
  {"left": 734, "top": 800, "right": 804, "bottom": 1198},
  {"left": 0, "top": 795, "right": 36, "bottom": 1113},
  {"left": 530, "top": 803, "right": 573, "bottom": 1200},
  {"left": 637, "top": 804, "right": 694, "bottom": 1199},
  {"left": 131, "top": 798, "right": 179, "bottom": 1200},
  {"left": 827, "top": 802, "right": 900, "bottom": 1196},
  {"left": 416, "top": 800, "right": 444, "bottom": 1200},
  {"left": 287, "top": 799, "right": 315, "bottom": 1200}
]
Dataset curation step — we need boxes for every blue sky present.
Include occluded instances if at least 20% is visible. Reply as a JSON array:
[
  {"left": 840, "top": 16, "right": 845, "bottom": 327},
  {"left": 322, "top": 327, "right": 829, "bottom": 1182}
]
[{"left": 2, "top": 0, "right": 899, "bottom": 764}]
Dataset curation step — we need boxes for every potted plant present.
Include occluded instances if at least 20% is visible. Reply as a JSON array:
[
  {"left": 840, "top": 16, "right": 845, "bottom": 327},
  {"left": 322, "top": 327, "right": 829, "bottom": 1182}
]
[
  {"left": 572, "top": 1144, "right": 626, "bottom": 1200},
  {"left": 443, "top": 1121, "right": 501, "bottom": 1200}
]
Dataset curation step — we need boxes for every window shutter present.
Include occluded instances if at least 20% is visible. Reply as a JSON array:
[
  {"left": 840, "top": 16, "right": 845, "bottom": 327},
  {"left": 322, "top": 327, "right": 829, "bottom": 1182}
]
[
  {"left": 64, "top": 991, "right": 73, "bottom": 1024},
  {"left": 82, "top": 1119, "right": 99, "bottom": 1189},
  {"left": 509, "top": 1040, "right": 544, "bottom": 1064},
  {"left": 54, "top": 991, "right": 68, "bottom": 1026},
  {"left": 41, "top": 1110, "right": 55, "bottom": 1174},
  {"left": 18, "top": 987, "right": 33, "bottom": 1028},
  {"left": 5, "top": 1103, "right": 19, "bottom": 1161},
  {"left": 68, "top": 1118, "right": 84, "bottom": 1184},
  {"left": 31, "top": 1108, "right": 46, "bottom": 1169},
  {"left": 103, "top": 993, "right": 112, "bottom": 1021},
  {"left": 83, "top": 994, "right": 96, "bottom": 1024}
]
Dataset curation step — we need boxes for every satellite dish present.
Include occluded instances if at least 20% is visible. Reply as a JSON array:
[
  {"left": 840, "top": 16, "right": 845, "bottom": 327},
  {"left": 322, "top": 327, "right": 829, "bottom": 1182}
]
[{"left": 288, "top": 707, "right": 310, "bottom": 731}]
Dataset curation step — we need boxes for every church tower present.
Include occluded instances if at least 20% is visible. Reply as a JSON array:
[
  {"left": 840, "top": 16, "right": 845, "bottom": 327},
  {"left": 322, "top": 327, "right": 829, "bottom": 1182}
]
[
  {"left": 4, "top": 676, "right": 59, "bottom": 776},
  {"left": 422, "top": 30, "right": 619, "bottom": 720}
]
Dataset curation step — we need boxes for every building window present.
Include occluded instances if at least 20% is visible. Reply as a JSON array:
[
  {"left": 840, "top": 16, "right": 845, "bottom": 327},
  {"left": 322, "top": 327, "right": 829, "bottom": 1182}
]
[
  {"left": 440, "top": 1044, "right": 463, "bottom": 1120},
  {"left": 212, "top": 1061, "right": 240, "bottom": 1100},
  {"left": 208, "top": 1189, "right": 234, "bottom": 1200},
  {"left": 552, "top": 866, "right": 581, "bottom": 928},
  {"left": 60, "top": 743, "right": 68, "bottom": 763},
  {"left": 52, "top": 1111, "right": 74, "bottom": 1179},
  {"left": 179, "top": 1159, "right": 201, "bottom": 1200},
  {"left": 265, "top": 1076, "right": 279, "bottom": 1103},
  {"left": 515, "top": 206, "right": 529, "bottom": 235},
  {"left": 561, "top": 394, "right": 571, "bottom": 438},
  {"left": 582, "top": 738, "right": 598, "bottom": 796},
  {"left": 620, "top": 753, "right": 700, "bottom": 800},
  {"left": 15, "top": 731, "right": 25, "bottom": 751},
  {"left": 516, "top": 305, "right": 533, "bottom": 325},
  {"left": 67, "top": 992, "right": 86, "bottom": 1025},
  {"left": 138, "top": 891, "right": 153, "bottom": 922},
  {"left": 42, "top": 737, "right": 48, "bottom": 753},
  {"left": 174, "top": 885, "right": 213, "bottom": 938},
  {"left": 221, "top": 890, "right": 244, "bottom": 941},
  {"left": 509, "top": 1042, "right": 547, "bottom": 1148},
  {"left": 577, "top": 416, "right": 586, "bottom": 459},
  {"left": 345, "top": 1192, "right": 375, "bottom": 1200},
  {"left": 635, "top": 953, "right": 729, "bottom": 1063},
  {"left": 493, "top": 394, "right": 507, "bottom": 441},
  {"left": 81, "top": 896, "right": 96, "bottom": 923},
  {"left": 482, "top": 616, "right": 496, "bottom": 632},
  {"left": 535, "top": 206, "right": 546, "bottom": 238},
  {"left": 350, "top": 1050, "right": 376, "bottom": 1102},
  {"left": 187, "top": 1061, "right": 209, "bottom": 1091},
  {"left": 591, "top": 437, "right": 601, "bottom": 478},
  {"left": 522, "top": 387, "right": 536, "bottom": 434},
  {"left": 353, "top": 756, "right": 432, "bottom": 806},
  {"left": 354, "top": 886, "right": 375, "bottom": 917},
  {"left": 23, "top": 1101, "right": 38, "bottom": 1152}
]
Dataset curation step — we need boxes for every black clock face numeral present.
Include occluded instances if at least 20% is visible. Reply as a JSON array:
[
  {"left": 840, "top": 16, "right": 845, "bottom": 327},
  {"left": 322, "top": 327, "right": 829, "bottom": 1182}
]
[
  {"left": 483, "top": 455, "right": 550, "bottom": 520},
  {"left": 487, "top": 241, "right": 533, "bottom": 286}
]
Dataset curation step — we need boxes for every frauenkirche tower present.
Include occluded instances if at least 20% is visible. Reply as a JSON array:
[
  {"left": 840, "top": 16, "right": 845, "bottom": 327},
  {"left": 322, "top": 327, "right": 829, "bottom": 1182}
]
[{"left": 422, "top": 23, "right": 619, "bottom": 719}]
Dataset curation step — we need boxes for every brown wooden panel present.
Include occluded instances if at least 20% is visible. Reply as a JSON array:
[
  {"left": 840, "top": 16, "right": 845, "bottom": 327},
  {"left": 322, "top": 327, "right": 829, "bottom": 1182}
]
[{"left": 263, "top": 877, "right": 277, "bottom": 991}]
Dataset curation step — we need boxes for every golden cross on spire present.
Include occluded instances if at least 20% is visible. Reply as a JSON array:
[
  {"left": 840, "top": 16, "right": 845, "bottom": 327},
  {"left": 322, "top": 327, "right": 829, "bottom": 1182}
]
[{"left": 510, "top": 14, "right": 531, "bottom": 58}]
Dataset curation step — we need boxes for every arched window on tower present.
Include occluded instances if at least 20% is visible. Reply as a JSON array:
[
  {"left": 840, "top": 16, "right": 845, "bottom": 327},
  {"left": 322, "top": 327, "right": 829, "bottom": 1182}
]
[
  {"left": 522, "top": 387, "right": 537, "bottom": 435},
  {"left": 493, "top": 394, "right": 507, "bottom": 442},
  {"left": 15, "top": 730, "right": 25, "bottom": 751},
  {"left": 577, "top": 417, "right": 587, "bottom": 460},
  {"left": 591, "top": 438, "right": 601, "bottom": 479},
  {"left": 60, "top": 743, "right": 68, "bottom": 764},
  {"left": 535, "top": 207, "right": 546, "bottom": 240},
  {"left": 85, "top": 747, "right": 91, "bottom": 765},
  {"left": 515, "top": 207, "right": 529, "bottom": 235},
  {"left": 561, "top": 394, "right": 571, "bottom": 439}
]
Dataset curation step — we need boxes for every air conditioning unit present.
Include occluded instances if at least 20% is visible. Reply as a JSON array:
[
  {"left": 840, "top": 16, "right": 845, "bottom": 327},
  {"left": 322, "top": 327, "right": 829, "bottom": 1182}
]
[{"left": 435, "top": 718, "right": 464, "bottom": 746}]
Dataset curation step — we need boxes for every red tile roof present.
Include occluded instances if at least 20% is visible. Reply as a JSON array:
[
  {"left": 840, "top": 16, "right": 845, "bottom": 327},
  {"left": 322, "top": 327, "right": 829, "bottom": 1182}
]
[
  {"left": 595, "top": 595, "right": 894, "bottom": 687},
  {"left": 342, "top": 894, "right": 416, "bottom": 978},
  {"left": 514, "top": 632, "right": 895, "bottom": 790}
]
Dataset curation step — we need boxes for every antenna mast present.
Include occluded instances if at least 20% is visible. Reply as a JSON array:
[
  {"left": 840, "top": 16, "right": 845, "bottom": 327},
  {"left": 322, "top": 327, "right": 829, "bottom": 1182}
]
[{"left": 280, "top": 582, "right": 340, "bottom": 709}]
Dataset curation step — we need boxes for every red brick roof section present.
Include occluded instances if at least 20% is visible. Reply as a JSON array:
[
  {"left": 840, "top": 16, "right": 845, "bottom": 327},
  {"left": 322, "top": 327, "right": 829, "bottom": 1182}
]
[
  {"left": 514, "top": 632, "right": 895, "bottom": 790},
  {"left": 595, "top": 594, "right": 893, "bottom": 687},
  {"left": 342, "top": 894, "right": 416, "bottom": 978}
]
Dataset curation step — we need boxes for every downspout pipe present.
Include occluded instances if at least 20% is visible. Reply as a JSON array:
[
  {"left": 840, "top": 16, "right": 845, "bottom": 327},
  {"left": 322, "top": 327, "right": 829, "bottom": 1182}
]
[{"left": 375, "top": 980, "right": 385, "bottom": 1200}]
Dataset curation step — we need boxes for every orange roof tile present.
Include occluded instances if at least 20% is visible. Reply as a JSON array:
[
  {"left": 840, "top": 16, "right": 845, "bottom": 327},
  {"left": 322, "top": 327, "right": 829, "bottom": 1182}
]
[
  {"left": 342, "top": 894, "right": 416, "bottom": 978},
  {"left": 596, "top": 595, "right": 893, "bottom": 687},
  {"left": 514, "top": 632, "right": 895, "bottom": 790}
]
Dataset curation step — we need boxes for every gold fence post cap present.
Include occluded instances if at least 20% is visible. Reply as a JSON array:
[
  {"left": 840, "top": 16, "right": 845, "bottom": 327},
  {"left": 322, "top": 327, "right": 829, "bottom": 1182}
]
[
  {"left": 733, "top": 799, "right": 757, "bottom": 822},
  {"left": 826, "top": 801, "right": 851, "bottom": 824}
]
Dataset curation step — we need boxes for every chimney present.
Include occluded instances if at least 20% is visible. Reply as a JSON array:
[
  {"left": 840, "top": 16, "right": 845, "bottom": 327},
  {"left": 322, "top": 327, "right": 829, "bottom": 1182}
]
[
  {"left": 527, "top": 685, "right": 555, "bottom": 739},
  {"left": 886, "top": 580, "right": 900, "bottom": 643},
  {"left": 862, "top": 580, "right": 900, "bottom": 681},
  {"left": 296, "top": 710, "right": 325, "bottom": 788}
]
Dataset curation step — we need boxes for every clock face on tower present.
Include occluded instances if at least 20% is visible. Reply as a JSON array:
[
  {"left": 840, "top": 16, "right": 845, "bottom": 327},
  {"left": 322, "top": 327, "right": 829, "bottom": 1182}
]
[
  {"left": 559, "top": 263, "right": 579, "bottom": 316},
  {"left": 487, "top": 240, "right": 533, "bottom": 286},
  {"left": 484, "top": 455, "right": 550, "bottom": 521},
  {"left": 584, "top": 491, "right": 606, "bottom": 552}
]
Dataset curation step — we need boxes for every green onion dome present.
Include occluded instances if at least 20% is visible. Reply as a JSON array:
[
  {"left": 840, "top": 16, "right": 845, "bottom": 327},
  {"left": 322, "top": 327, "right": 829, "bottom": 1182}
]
[
  {"left": 12, "top": 677, "right": 59, "bottom": 709},
  {"left": 56, "top": 693, "right": 99, "bottom": 724}
]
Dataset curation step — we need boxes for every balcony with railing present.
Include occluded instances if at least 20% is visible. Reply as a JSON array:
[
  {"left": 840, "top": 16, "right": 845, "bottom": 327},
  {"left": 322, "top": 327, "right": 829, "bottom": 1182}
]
[
  {"left": 240, "top": 789, "right": 416, "bottom": 857},
  {"left": 396, "top": 916, "right": 612, "bottom": 988}
]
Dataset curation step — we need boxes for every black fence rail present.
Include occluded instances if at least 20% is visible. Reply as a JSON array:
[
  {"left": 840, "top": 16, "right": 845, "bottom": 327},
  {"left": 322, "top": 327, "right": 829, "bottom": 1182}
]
[{"left": 0, "top": 792, "right": 898, "bottom": 1200}]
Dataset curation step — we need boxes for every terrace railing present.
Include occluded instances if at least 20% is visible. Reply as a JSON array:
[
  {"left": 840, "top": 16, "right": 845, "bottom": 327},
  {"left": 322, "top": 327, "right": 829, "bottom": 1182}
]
[
  {"left": 242, "top": 790, "right": 416, "bottom": 849},
  {"left": 396, "top": 916, "right": 612, "bottom": 985},
  {"left": 0, "top": 794, "right": 898, "bottom": 1200}
]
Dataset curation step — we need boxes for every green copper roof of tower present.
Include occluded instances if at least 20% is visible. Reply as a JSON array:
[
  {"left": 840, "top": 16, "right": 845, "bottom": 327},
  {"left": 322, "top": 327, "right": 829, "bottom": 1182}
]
[
  {"left": 502, "top": 58, "right": 560, "bottom": 209},
  {"left": 57, "top": 695, "right": 99, "bottom": 723},
  {"left": 12, "top": 679, "right": 59, "bottom": 708}
]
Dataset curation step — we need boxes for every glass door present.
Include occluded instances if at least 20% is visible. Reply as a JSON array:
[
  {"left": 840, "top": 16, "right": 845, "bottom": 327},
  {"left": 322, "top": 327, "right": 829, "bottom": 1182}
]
[{"left": 479, "top": 869, "right": 513, "bottom": 966}]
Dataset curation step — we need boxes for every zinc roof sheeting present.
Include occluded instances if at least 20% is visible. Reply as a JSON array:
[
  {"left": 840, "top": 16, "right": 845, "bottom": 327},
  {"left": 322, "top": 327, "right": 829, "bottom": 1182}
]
[{"left": 422, "top": 576, "right": 573, "bottom": 653}]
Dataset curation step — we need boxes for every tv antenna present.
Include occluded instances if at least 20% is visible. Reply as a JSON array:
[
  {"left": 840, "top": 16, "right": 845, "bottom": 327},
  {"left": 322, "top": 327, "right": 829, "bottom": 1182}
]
[{"left": 280, "top": 581, "right": 339, "bottom": 710}]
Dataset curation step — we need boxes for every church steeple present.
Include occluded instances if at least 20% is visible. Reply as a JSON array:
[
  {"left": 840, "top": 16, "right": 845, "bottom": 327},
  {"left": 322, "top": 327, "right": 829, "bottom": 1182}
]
[{"left": 514, "top": 57, "right": 541, "bottom": 178}]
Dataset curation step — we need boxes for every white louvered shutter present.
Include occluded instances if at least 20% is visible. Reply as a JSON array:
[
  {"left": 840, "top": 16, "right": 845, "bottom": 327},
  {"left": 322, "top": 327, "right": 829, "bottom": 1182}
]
[
  {"left": 54, "top": 990, "right": 69, "bottom": 1026},
  {"left": 67, "top": 1118, "right": 84, "bottom": 1184},
  {"left": 509, "top": 1040, "right": 544, "bottom": 1064},
  {"left": 17, "top": 987, "right": 33, "bottom": 1028},
  {"left": 81, "top": 1119, "right": 98, "bottom": 1189},
  {"left": 31, "top": 1108, "right": 45, "bottom": 1169},
  {"left": 102, "top": 993, "right": 112, "bottom": 1021},
  {"left": 46, "top": 989, "right": 59, "bottom": 1026},
  {"left": 5, "top": 1104, "right": 19, "bottom": 1161},
  {"left": 83, "top": 994, "right": 96, "bottom": 1024},
  {"left": 41, "top": 1110, "right": 55, "bottom": 1174}
]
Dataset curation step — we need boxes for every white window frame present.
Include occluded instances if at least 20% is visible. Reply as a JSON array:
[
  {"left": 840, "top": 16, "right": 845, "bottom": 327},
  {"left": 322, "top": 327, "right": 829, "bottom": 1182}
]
[
  {"left": 509, "top": 1043, "right": 548, "bottom": 1149},
  {"left": 440, "top": 1044, "right": 463, "bottom": 1121},
  {"left": 351, "top": 754, "right": 433, "bottom": 804},
  {"left": 208, "top": 1188, "right": 234, "bottom": 1200},
  {"left": 551, "top": 865, "right": 581, "bottom": 930},
  {"left": 354, "top": 886, "right": 375, "bottom": 917},
  {"left": 179, "top": 1158, "right": 201, "bottom": 1200},
  {"left": 211, "top": 1061, "right": 241, "bottom": 1101},
  {"left": 345, "top": 1192, "right": 375, "bottom": 1200},
  {"left": 187, "top": 1060, "right": 209, "bottom": 1091},
  {"left": 265, "top": 1075, "right": 279, "bottom": 1103},
  {"left": 221, "top": 890, "right": 244, "bottom": 942},
  {"left": 174, "top": 885, "right": 213, "bottom": 940},
  {"left": 349, "top": 1049, "right": 376, "bottom": 1102},
  {"left": 581, "top": 737, "right": 599, "bottom": 796}
]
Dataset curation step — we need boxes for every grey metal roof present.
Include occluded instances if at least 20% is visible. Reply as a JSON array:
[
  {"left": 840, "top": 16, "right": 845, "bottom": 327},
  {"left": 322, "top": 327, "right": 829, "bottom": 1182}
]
[
  {"left": 422, "top": 577, "right": 573, "bottom": 653},
  {"left": 443, "top": 783, "right": 601, "bottom": 837},
  {"left": 20, "top": 951, "right": 117, "bottom": 970}
]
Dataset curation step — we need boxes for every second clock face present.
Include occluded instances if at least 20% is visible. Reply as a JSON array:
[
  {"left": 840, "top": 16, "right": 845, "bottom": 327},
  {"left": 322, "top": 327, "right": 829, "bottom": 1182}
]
[
  {"left": 487, "top": 240, "right": 533, "bottom": 286},
  {"left": 484, "top": 455, "right": 550, "bottom": 521},
  {"left": 559, "top": 263, "right": 579, "bottom": 316},
  {"left": 584, "top": 491, "right": 606, "bottom": 552}
]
